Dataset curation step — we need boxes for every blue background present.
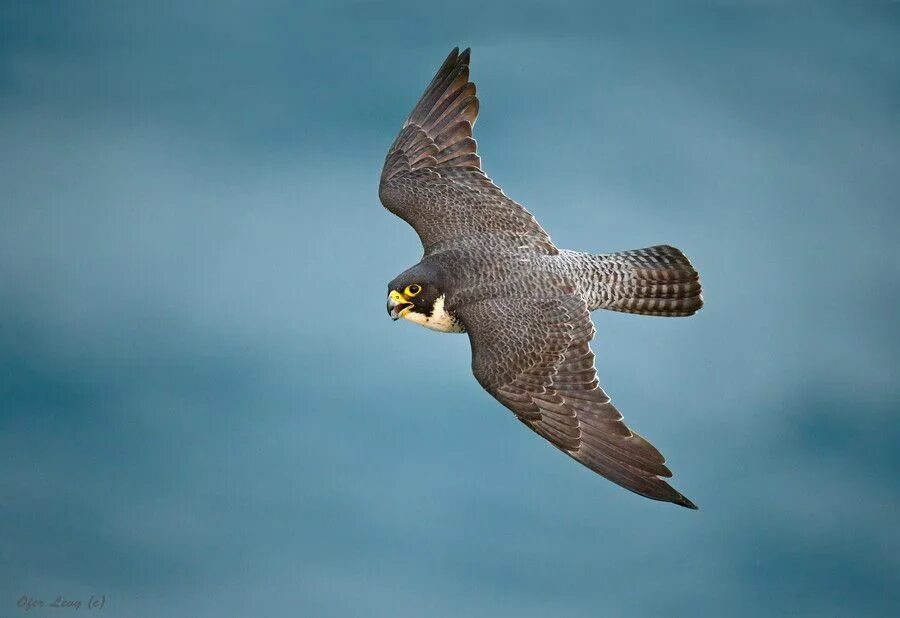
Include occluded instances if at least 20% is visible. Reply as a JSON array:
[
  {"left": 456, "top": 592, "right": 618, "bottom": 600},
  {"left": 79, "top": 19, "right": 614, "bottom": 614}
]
[{"left": 2, "top": 2, "right": 898, "bottom": 616}]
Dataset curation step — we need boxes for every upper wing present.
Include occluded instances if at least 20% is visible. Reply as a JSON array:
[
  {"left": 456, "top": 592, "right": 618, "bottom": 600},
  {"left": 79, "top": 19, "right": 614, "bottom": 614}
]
[
  {"left": 379, "top": 48, "right": 556, "bottom": 256},
  {"left": 456, "top": 288, "right": 697, "bottom": 509}
]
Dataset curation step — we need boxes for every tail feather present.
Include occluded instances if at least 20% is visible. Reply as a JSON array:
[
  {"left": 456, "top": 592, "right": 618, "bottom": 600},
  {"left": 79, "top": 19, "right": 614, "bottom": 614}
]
[{"left": 587, "top": 245, "right": 703, "bottom": 316}]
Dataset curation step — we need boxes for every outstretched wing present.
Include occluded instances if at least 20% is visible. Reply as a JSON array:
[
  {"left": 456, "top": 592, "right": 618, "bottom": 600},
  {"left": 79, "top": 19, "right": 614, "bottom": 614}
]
[
  {"left": 456, "top": 287, "right": 697, "bottom": 509},
  {"left": 379, "top": 48, "right": 556, "bottom": 256}
]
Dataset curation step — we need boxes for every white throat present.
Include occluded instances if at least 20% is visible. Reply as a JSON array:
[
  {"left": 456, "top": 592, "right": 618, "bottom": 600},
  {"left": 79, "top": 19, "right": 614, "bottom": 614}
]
[{"left": 402, "top": 294, "right": 465, "bottom": 333}]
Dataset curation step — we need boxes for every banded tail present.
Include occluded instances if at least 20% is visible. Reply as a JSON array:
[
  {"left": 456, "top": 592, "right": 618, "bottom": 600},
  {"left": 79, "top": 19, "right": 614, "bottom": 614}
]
[{"left": 577, "top": 245, "right": 704, "bottom": 316}]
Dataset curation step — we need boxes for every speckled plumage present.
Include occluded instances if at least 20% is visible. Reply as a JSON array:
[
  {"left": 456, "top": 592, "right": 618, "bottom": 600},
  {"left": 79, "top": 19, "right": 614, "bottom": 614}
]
[{"left": 380, "top": 48, "right": 703, "bottom": 508}]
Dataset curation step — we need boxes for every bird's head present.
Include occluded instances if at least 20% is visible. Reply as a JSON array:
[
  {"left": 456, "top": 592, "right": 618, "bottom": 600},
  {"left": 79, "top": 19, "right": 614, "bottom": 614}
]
[{"left": 386, "top": 267, "right": 444, "bottom": 323}]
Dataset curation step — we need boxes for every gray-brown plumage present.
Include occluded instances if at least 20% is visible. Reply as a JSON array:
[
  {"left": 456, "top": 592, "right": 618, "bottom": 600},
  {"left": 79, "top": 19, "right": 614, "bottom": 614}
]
[{"left": 381, "top": 48, "right": 703, "bottom": 509}]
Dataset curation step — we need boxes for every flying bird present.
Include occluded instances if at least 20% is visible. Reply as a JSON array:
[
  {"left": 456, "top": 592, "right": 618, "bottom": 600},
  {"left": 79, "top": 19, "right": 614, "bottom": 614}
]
[{"left": 380, "top": 48, "right": 703, "bottom": 509}]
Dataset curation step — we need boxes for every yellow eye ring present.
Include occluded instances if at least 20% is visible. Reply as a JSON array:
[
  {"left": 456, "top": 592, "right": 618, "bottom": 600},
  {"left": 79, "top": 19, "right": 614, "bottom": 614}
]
[{"left": 405, "top": 284, "right": 421, "bottom": 297}]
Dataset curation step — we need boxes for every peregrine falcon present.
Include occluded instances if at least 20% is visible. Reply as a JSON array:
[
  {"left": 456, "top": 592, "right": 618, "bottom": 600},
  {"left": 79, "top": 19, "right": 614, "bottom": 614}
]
[{"left": 381, "top": 48, "right": 703, "bottom": 509}]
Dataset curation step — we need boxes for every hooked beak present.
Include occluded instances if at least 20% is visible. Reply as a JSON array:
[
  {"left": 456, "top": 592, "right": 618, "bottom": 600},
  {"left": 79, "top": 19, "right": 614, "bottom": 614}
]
[{"left": 387, "top": 290, "right": 413, "bottom": 321}]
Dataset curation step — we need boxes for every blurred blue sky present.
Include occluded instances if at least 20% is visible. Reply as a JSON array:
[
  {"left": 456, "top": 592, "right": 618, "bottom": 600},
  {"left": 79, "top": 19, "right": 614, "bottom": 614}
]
[{"left": 1, "top": 1, "right": 898, "bottom": 616}]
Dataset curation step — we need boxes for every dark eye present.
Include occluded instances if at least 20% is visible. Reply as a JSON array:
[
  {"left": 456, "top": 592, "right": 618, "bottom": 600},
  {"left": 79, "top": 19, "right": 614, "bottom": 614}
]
[{"left": 405, "top": 284, "right": 421, "bottom": 297}]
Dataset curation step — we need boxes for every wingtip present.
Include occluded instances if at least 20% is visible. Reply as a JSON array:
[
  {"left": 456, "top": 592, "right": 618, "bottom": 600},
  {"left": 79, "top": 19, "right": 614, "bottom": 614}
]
[
  {"left": 441, "top": 47, "right": 460, "bottom": 68},
  {"left": 675, "top": 494, "right": 699, "bottom": 510}
]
